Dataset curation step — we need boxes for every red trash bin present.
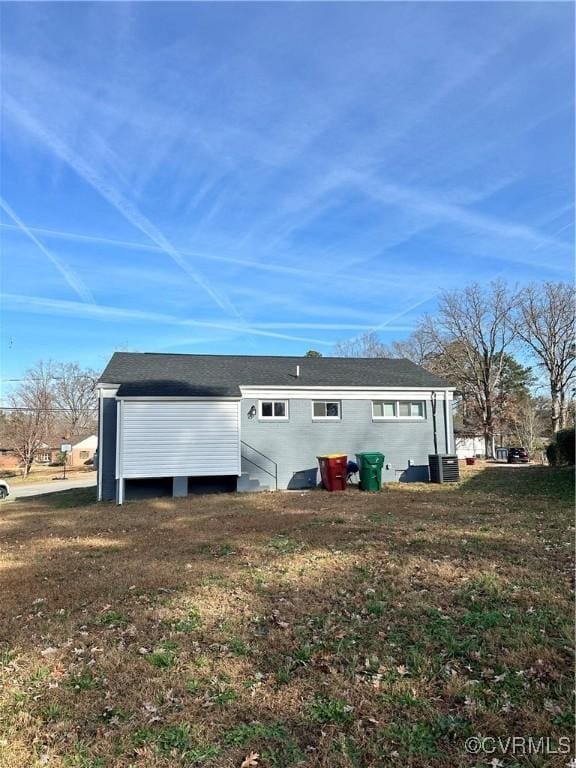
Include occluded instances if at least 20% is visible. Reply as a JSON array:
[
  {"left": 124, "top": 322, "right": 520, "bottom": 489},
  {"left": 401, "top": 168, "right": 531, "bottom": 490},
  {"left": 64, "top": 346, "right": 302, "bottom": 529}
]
[{"left": 317, "top": 454, "right": 347, "bottom": 491}]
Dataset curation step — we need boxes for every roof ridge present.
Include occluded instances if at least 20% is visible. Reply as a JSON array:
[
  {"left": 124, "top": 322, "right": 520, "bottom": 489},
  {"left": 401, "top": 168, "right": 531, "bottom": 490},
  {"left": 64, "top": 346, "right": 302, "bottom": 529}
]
[{"left": 113, "top": 351, "right": 400, "bottom": 362}]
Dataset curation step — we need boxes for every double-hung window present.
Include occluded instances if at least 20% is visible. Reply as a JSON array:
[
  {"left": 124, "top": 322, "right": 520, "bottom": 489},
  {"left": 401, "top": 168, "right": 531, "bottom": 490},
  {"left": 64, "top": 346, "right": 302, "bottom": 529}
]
[
  {"left": 312, "top": 401, "right": 341, "bottom": 420},
  {"left": 259, "top": 400, "right": 288, "bottom": 420},
  {"left": 372, "top": 400, "right": 425, "bottom": 419}
]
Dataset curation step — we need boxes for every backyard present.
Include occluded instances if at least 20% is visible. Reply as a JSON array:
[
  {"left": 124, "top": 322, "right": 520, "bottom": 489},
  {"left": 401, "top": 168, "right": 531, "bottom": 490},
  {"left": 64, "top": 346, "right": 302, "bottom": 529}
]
[{"left": 0, "top": 466, "right": 573, "bottom": 768}]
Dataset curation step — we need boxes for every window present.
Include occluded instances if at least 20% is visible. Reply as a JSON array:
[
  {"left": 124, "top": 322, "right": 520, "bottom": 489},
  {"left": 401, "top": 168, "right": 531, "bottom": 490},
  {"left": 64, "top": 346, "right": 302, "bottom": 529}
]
[
  {"left": 372, "top": 400, "right": 425, "bottom": 419},
  {"left": 410, "top": 401, "right": 424, "bottom": 417},
  {"left": 312, "top": 401, "right": 341, "bottom": 420},
  {"left": 79, "top": 451, "right": 89, "bottom": 460},
  {"left": 398, "top": 402, "right": 411, "bottom": 417},
  {"left": 372, "top": 401, "right": 396, "bottom": 418},
  {"left": 259, "top": 400, "right": 288, "bottom": 420}
]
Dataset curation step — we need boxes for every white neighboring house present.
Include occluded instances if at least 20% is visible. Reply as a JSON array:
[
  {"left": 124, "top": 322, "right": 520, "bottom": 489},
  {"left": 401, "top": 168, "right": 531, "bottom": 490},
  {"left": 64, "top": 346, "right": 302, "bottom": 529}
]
[
  {"left": 68, "top": 435, "right": 98, "bottom": 467},
  {"left": 455, "top": 434, "right": 486, "bottom": 459}
]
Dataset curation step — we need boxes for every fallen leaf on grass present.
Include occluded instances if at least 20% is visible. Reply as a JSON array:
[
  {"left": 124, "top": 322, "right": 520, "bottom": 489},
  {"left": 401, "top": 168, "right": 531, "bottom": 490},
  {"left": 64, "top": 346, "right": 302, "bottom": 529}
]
[
  {"left": 240, "top": 753, "right": 259, "bottom": 768},
  {"left": 270, "top": 610, "right": 290, "bottom": 628}
]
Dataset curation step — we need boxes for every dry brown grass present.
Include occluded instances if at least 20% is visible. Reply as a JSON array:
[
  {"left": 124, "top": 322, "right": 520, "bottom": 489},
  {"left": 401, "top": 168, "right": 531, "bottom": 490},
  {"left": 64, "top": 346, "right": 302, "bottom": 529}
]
[
  {"left": 0, "top": 468, "right": 95, "bottom": 486},
  {"left": 0, "top": 466, "right": 573, "bottom": 768}
]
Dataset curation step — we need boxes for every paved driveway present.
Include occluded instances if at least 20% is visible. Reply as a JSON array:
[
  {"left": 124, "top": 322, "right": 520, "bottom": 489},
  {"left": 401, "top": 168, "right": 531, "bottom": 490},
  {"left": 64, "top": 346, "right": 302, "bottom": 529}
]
[{"left": 8, "top": 475, "right": 97, "bottom": 499}]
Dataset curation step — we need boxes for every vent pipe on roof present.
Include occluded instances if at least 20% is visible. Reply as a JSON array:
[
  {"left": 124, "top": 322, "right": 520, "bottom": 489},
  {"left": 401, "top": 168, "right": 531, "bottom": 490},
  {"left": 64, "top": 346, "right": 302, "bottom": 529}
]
[{"left": 296, "top": 364, "right": 300, "bottom": 378}]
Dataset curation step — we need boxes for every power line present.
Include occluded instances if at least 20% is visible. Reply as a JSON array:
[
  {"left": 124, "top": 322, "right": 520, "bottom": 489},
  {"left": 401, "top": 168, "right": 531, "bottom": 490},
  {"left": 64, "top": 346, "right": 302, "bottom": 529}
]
[
  {"left": 0, "top": 376, "right": 97, "bottom": 382},
  {"left": 0, "top": 406, "right": 98, "bottom": 413}
]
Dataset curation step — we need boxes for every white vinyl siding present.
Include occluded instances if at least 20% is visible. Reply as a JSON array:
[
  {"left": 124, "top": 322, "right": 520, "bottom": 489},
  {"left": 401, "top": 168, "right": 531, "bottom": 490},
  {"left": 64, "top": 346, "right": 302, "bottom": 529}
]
[{"left": 118, "top": 400, "right": 240, "bottom": 479}]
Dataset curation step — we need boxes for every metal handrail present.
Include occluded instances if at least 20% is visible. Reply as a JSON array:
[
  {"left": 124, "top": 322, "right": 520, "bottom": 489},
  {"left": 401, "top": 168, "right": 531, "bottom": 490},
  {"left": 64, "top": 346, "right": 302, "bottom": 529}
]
[{"left": 240, "top": 440, "right": 278, "bottom": 490}]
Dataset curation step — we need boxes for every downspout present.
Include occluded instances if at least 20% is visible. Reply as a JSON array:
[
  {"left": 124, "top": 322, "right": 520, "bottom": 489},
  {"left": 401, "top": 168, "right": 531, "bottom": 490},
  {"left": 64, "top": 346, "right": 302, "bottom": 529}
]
[
  {"left": 431, "top": 391, "right": 438, "bottom": 455},
  {"left": 97, "top": 388, "right": 103, "bottom": 501},
  {"left": 116, "top": 399, "right": 123, "bottom": 505},
  {"left": 443, "top": 389, "right": 450, "bottom": 454}
]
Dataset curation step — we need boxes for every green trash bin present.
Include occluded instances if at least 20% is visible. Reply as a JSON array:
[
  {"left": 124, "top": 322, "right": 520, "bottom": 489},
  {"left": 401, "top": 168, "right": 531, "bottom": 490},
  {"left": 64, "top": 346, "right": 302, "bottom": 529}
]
[{"left": 356, "top": 452, "right": 385, "bottom": 492}]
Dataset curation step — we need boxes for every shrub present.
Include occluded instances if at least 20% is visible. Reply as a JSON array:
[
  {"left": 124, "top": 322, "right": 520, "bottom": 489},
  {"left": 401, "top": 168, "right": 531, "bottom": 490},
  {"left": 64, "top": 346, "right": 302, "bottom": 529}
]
[
  {"left": 51, "top": 452, "right": 66, "bottom": 467},
  {"left": 556, "top": 428, "right": 575, "bottom": 465},
  {"left": 546, "top": 442, "right": 558, "bottom": 466}
]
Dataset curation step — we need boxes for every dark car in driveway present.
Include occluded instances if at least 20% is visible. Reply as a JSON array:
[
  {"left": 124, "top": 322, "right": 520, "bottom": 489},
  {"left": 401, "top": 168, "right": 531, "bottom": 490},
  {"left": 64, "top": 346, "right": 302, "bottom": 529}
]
[{"left": 507, "top": 447, "right": 529, "bottom": 464}]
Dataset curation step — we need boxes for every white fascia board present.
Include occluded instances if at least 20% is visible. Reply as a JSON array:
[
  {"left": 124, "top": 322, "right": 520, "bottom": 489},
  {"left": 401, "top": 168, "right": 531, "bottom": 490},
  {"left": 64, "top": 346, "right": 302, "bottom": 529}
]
[
  {"left": 96, "top": 384, "right": 119, "bottom": 396},
  {"left": 240, "top": 386, "right": 453, "bottom": 400},
  {"left": 115, "top": 395, "right": 241, "bottom": 402}
]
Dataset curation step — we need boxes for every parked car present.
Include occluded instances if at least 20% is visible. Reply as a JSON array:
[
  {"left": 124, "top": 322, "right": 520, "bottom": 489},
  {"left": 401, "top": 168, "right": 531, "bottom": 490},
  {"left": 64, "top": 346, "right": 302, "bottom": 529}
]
[
  {"left": 507, "top": 447, "right": 529, "bottom": 464},
  {"left": 0, "top": 480, "right": 10, "bottom": 500}
]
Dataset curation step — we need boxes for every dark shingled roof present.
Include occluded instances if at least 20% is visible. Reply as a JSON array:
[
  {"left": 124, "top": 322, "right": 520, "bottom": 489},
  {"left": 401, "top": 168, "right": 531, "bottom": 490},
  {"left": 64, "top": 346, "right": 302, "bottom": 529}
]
[{"left": 99, "top": 353, "right": 451, "bottom": 397}]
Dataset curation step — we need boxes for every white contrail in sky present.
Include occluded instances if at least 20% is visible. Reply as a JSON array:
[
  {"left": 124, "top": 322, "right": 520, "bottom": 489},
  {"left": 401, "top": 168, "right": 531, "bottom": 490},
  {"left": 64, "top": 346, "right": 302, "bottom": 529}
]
[
  {"left": 0, "top": 221, "right": 410, "bottom": 289},
  {"left": 372, "top": 292, "right": 438, "bottom": 333},
  {"left": 3, "top": 94, "right": 242, "bottom": 320},
  {"left": 1, "top": 293, "right": 334, "bottom": 346},
  {"left": 0, "top": 196, "right": 96, "bottom": 304}
]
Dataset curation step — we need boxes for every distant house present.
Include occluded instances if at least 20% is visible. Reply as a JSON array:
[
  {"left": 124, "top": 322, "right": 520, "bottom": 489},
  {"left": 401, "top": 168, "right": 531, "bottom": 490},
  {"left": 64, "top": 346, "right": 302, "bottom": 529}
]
[
  {"left": 0, "top": 442, "right": 59, "bottom": 469},
  {"left": 0, "top": 448, "right": 20, "bottom": 471},
  {"left": 0, "top": 435, "right": 97, "bottom": 472},
  {"left": 97, "top": 352, "right": 455, "bottom": 504},
  {"left": 454, "top": 431, "right": 486, "bottom": 459},
  {"left": 35, "top": 441, "right": 61, "bottom": 465},
  {"left": 67, "top": 435, "right": 98, "bottom": 467}
]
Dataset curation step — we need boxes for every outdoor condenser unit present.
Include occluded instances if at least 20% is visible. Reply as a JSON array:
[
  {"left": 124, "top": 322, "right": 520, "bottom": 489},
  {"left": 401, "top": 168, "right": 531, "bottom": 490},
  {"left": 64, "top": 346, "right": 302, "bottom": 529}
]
[{"left": 428, "top": 454, "right": 460, "bottom": 483}]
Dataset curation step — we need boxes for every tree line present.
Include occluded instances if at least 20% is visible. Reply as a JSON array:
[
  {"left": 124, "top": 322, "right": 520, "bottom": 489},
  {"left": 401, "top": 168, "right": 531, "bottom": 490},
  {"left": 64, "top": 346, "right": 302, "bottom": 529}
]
[
  {"left": 331, "top": 281, "right": 575, "bottom": 457},
  {"left": 2, "top": 281, "right": 573, "bottom": 473},
  {"left": 0, "top": 362, "right": 98, "bottom": 476}
]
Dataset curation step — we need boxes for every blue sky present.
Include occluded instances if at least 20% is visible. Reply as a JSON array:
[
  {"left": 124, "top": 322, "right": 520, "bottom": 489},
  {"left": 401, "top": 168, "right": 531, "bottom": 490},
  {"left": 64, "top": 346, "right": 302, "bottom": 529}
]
[{"left": 0, "top": 1, "right": 574, "bottom": 390}]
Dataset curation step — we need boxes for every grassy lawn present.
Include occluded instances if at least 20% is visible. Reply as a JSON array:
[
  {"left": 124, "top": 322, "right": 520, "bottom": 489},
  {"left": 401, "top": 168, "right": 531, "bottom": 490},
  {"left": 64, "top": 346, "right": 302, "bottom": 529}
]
[
  {"left": 0, "top": 467, "right": 573, "bottom": 767},
  {"left": 0, "top": 468, "right": 95, "bottom": 486}
]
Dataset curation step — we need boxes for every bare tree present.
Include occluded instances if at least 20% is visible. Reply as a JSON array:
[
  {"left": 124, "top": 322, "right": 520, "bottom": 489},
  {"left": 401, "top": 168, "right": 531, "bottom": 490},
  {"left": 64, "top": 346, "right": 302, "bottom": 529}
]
[
  {"left": 508, "top": 395, "right": 547, "bottom": 454},
  {"left": 388, "top": 327, "right": 440, "bottom": 367},
  {"left": 52, "top": 362, "right": 98, "bottom": 435},
  {"left": 516, "top": 282, "right": 576, "bottom": 433},
  {"left": 335, "top": 328, "right": 442, "bottom": 366},
  {"left": 334, "top": 331, "right": 389, "bottom": 358},
  {"left": 421, "top": 281, "right": 518, "bottom": 457},
  {"left": 2, "top": 362, "right": 54, "bottom": 476}
]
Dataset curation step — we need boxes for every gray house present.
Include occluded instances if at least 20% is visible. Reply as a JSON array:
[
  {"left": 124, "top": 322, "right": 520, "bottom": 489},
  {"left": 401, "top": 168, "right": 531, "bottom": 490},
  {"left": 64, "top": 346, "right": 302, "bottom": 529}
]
[{"left": 97, "top": 352, "right": 455, "bottom": 503}]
